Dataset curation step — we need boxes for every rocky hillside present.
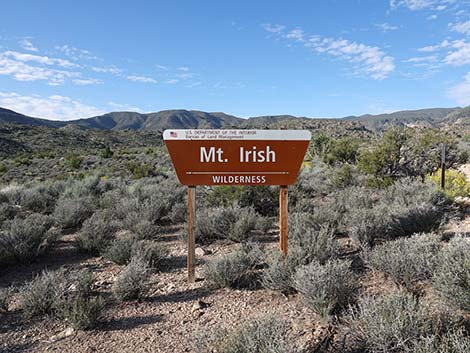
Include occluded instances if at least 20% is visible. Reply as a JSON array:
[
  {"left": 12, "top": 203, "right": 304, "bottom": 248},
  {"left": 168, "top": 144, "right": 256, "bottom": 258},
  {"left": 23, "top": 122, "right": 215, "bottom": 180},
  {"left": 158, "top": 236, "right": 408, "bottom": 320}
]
[{"left": 1, "top": 106, "right": 469, "bottom": 132}]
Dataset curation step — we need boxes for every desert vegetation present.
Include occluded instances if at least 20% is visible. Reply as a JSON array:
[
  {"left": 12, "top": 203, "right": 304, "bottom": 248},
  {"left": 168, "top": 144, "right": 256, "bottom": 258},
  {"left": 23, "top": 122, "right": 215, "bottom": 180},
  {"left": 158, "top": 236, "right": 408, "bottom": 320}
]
[{"left": 0, "top": 123, "right": 469, "bottom": 353}]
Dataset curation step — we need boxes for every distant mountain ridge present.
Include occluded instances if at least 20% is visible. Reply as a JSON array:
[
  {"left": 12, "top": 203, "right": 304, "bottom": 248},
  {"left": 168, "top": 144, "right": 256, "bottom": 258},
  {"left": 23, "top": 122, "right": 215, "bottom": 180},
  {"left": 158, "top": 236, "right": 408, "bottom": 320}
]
[
  {"left": 343, "top": 107, "right": 461, "bottom": 130},
  {"left": 0, "top": 106, "right": 468, "bottom": 132}
]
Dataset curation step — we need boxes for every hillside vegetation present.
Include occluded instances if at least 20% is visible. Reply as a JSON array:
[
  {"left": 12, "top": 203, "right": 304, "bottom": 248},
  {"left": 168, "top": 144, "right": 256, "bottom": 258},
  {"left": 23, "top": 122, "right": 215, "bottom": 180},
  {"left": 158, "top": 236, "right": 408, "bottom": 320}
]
[
  {"left": 0, "top": 116, "right": 469, "bottom": 352},
  {"left": 1, "top": 105, "right": 469, "bottom": 132}
]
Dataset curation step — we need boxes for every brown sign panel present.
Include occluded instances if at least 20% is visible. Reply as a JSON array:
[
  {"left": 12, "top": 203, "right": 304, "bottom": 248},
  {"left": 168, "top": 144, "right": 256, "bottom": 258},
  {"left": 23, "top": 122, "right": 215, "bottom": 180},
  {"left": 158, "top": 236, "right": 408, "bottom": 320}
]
[{"left": 164, "top": 129, "right": 311, "bottom": 186}]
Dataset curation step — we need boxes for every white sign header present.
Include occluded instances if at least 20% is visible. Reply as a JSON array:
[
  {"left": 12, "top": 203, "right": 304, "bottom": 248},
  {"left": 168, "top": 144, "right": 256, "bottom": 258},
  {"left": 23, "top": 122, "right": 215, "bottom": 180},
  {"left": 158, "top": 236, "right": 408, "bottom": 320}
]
[{"left": 163, "top": 129, "right": 311, "bottom": 141}]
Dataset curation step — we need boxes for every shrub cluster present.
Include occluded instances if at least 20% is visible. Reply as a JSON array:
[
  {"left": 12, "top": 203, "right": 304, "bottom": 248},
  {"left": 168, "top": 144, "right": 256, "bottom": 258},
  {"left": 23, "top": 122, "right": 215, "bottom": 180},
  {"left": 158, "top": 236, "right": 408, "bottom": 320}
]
[
  {"left": 294, "top": 259, "right": 358, "bottom": 319},
  {"left": 366, "top": 233, "right": 441, "bottom": 290},
  {"left": 204, "top": 244, "right": 262, "bottom": 289},
  {"left": 76, "top": 211, "right": 120, "bottom": 254},
  {"left": 19, "top": 269, "right": 104, "bottom": 329},
  {"left": 112, "top": 257, "right": 150, "bottom": 301},
  {"left": 54, "top": 271, "right": 105, "bottom": 330},
  {"left": 195, "top": 315, "right": 292, "bottom": 353},
  {"left": 0, "top": 213, "right": 56, "bottom": 264},
  {"left": 104, "top": 237, "right": 168, "bottom": 269},
  {"left": 341, "top": 291, "right": 460, "bottom": 353},
  {"left": 432, "top": 236, "right": 470, "bottom": 311},
  {"left": 196, "top": 205, "right": 259, "bottom": 242},
  {"left": 263, "top": 222, "right": 341, "bottom": 293},
  {"left": 340, "top": 179, "right": 450, "bottom": 246}
]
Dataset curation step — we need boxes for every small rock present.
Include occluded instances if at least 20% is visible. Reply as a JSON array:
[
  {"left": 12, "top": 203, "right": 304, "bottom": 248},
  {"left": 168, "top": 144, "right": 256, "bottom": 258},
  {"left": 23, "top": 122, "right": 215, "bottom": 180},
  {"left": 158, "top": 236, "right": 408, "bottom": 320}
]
[
  {"left": 49, "top": 327, "right": 74, "bottom": 342},
  {"left": 195, "top": 247, "right": 207, "bottom": 256},
  {"left": 192, "top": 300, "right": 209, "bottom": 311}
]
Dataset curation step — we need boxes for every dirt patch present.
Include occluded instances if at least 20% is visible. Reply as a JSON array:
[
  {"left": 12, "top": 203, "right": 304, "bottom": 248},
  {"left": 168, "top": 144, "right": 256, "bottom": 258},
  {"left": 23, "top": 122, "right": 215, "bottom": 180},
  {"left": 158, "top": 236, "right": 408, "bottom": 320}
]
[{"left": 0, "top": 230, "right": 335, "bottom": 353}]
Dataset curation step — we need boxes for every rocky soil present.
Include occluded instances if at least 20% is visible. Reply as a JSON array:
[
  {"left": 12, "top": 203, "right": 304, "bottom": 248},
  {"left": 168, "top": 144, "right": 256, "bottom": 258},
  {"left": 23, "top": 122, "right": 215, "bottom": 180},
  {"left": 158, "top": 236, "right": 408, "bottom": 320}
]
[{"left": 0, "top": 229, "right": 335, "bottom": 353}]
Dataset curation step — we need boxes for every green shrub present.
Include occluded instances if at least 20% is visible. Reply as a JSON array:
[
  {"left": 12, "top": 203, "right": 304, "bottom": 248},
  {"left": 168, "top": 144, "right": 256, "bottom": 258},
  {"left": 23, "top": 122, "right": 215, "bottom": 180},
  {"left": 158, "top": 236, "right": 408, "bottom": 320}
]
[
  {"left": 0, "top": 203, "right": 17, "bottom": 226},
  {"left": 344, "top": 180, "right": 450, "bottom": 247},
  {"left": 19, "top": 186, "right": 57, "bottom": 214},
  {"left": 109, "top": 181, "right": 180, "bottom": 227},
  {"left": 407, "top": 328, "right": 470, "bottom": 353},
  {"left": 294, "top": 259, "right": 358, "bottom": 319},
  {"left": 104, "top": 237, "right": 135, "bottom": 265},
  {"left": 366, "top": 233, "right": 441, "bottom": 290},
  {"left": 57, "top": 295, "right": 104, "bottom": 330},
  {"left": 169, "top": 202, "right": 187, "bottom": 223},
  {"left": 132, "top": 220, "right": 164, "bottom": 239},
  {"left": 132, "top": 240, "right": 168, "bottom": 269},
  {"left": 262, "top": 222, "right": 341, "bottom": 294},
  {"left": 0, "top": 214, "right": 56, "bottom": 264},
  {"left": 0, "top": 162, "right": 7, "bottom": 174},
  {"left": 66, "top": 153, "right": 83, "bottom": 170},
  {"left": 62, "top": 176, "right": 112, "bottom": 199},
  {"left": 0, "top": 287, "right": 14, "bottom": 312},
  {"left": 196, "top": 205, "right": 258, "bottom": 242},
  {"left": 433, "top": 236, "right": 470, "bottom": 311},
  {"left": 358, "top": 127, "right": 458, "bottom": 183},
  {"left": 229, "top": 207, "right": 258, "bottom": 241},
  {"left": 341, "top": 291, "right": 455, "bottom": 353},
  {"left": 290, "top": 223, "right": 341, "bottom": 266},
  {"left": 100, "top": 146, "right": 114, "bottom": 159},
  {"left": 196, "top": 315, "right": 292, "bottom": 353},
  {"left": 429, "top": 169, "right": 470, "bottom": 198},
  {"left": 126, "top": 161, "right": 154, "bottom": 179},
  {"left": 205, "top": 185, "right": 278, "bottom": 217},
  {"left": 105, "top": 238, "right": 168, "bottom": 268},
  {"left": 19, "top": 269, "right": 68, "bottom": 318},
  {"left": 255, "top": 216, "right": 274, "bottom": 233},
  {"left": 54, "top": 271, "right": 104, "bottom": 330},
  {"left": 262, "top": 250, "right": 298, "bottom": 293},
  {"left": 76, "top": 212, "right": 119, "bottom": 254},
  {"left": 112, "top": 258, "right": 149, "bottom": 301},
  {"left": 54, "top": 195, "right": 95, "bottom": 229},
  {"left": 204, "top": 245, "right": 261, "bottom": 289}
]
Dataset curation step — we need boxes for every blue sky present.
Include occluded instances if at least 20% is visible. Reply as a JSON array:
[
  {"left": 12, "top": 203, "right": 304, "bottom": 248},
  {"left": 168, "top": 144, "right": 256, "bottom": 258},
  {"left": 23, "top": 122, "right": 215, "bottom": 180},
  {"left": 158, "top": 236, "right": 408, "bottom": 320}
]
[{"left": 0, "top": 0, "right": 469, "bottom": 120}]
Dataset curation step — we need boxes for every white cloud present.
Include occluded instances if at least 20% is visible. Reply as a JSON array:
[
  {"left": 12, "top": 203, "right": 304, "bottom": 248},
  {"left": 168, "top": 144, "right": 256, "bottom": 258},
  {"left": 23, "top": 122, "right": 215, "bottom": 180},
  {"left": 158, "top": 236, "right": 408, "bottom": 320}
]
[
  {"left": 91, "top": 66, "right": 122, "bottom": 75},
  {"left": 126, "top": 75, "right": 157, "bottom": 83},
  {"left": 403, "top": 55, "right": 438, "bottom": 63},
  {"left": 427, "top": 14, "right": 438, "bottom": 20},
  {"left": 443, "top": 40, "right": 470, "bottom": 65},
  {"left": 55, "top": 45, "right": 99, "bottom": 61},
  {"left": 156, "top": 64, "right": 168, "bottom": 71},
  {"left": 262, "top": 24, "right": 285, "bottom": 34},
  {"left": 0, "top": 92, "right": 105, "bottom": 120},
  {"left": 390, "top": 0, "right": 455, "bottom": 10},
  {"left": 264, "top": 25, "right": 395, "bottom": 80},
  {"left": 450, "top": 21, "right": 470, "bottom": 35},
  {"left": 418, "top": 40, "right": 450, "bottom": 52},
  {"left": 186, "top": 81, "right": 202, "bottom": 88},
  {"left": 18, "top": 38, "right": 38, "bottom": 52},
  {"left": 72, "top": 78, "right": 103, "bottom": 85},
  {"left": 416, "top": 39, "right": 470, "bottom": 66},
  {"left": 166, "top": 79, "right": 179, "bottom": 84},
  {"left": 1, "top": 50, "right": 77, "bottom": 68},
  {"left": 375, "top": 23, "right": 399, "bottom": 32},
  {"left": 448, "top": 73, "right": 470, "bottom": 105},
  {"left": 177, "top": 66, "right": 190, "bottom": 72},
  {"left": 0, "top": 52, "right": 80, "bottom": 85}
]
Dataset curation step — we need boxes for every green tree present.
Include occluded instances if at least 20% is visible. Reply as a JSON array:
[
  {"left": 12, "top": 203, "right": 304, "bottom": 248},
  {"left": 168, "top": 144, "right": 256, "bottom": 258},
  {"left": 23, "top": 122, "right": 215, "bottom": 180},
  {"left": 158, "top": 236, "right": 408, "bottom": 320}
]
[
  {"left": 100, "top": 146, "right": 113, "bottom": 159},
  {"left": 359, "top": 127, "right": 458, "bottom": 185}
]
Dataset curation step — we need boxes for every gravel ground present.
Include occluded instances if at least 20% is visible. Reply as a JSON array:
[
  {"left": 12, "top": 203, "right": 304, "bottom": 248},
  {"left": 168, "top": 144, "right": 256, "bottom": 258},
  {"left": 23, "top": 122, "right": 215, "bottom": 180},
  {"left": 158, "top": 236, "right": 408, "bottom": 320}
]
[{"left": 0, "top": 230, "right": 331, "bottom": 353}]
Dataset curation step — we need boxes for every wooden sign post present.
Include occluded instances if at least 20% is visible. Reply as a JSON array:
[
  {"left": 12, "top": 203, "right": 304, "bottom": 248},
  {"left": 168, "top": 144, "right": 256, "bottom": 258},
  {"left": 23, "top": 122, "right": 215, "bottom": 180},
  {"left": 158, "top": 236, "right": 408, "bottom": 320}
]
[
  {"left": 441, "top": 143, "right": 446, "bottom": 190},
  {"left": 164, "top": 129, "right": 310, "bottom": 282},
  {"left": 187, "top": 186, "right": 196, "bottom": 283},
  {"left": 279, "top": 185, "right": 288, "bottom": 256}
]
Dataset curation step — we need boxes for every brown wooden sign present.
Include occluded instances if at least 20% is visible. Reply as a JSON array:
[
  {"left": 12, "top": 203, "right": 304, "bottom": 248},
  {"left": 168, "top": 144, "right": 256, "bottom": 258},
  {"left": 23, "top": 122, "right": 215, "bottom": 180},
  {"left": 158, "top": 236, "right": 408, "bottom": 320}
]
[{"left": 163, "top": 129, "right": 311, "bottom": 185}]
